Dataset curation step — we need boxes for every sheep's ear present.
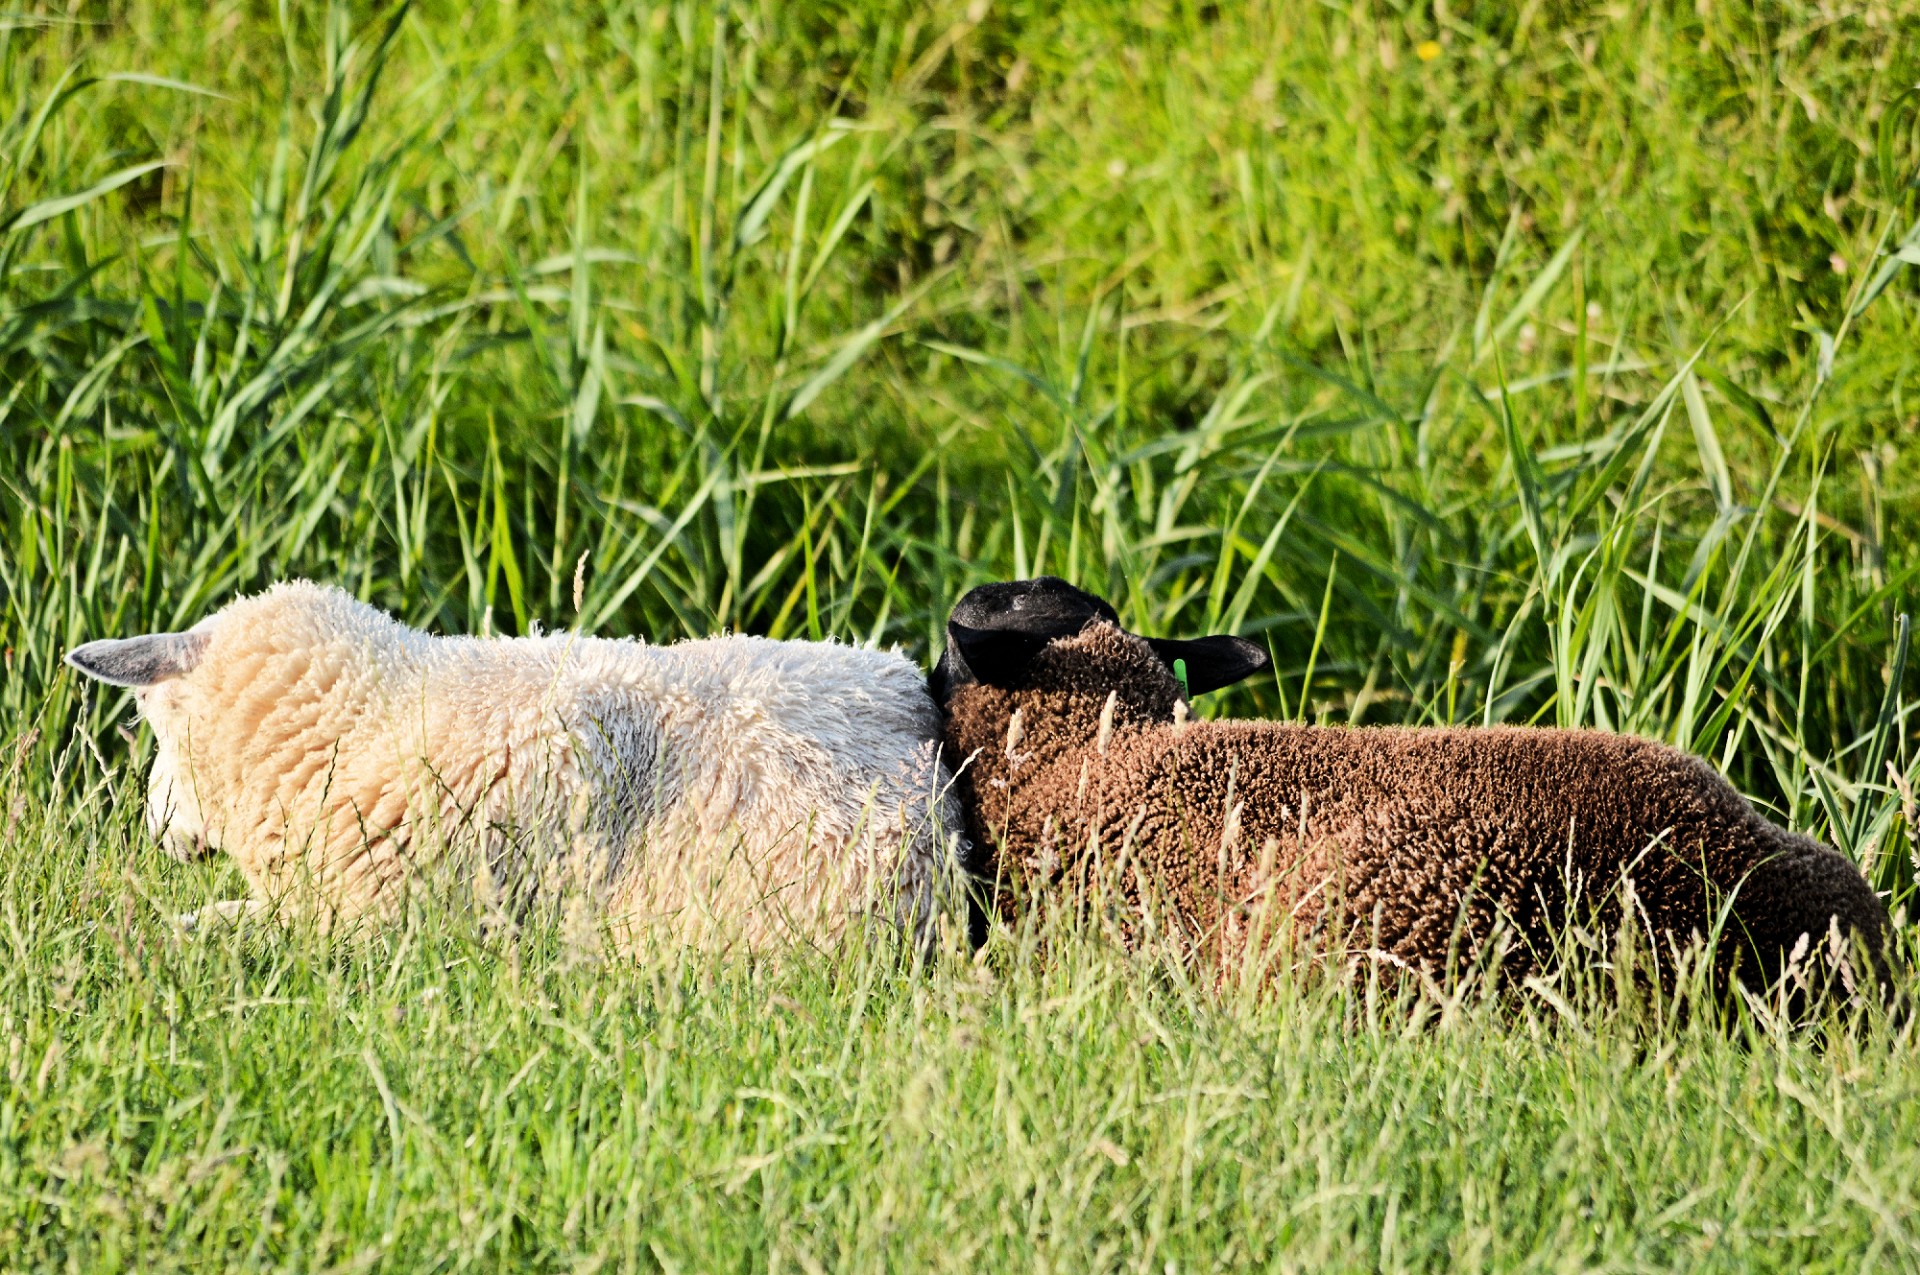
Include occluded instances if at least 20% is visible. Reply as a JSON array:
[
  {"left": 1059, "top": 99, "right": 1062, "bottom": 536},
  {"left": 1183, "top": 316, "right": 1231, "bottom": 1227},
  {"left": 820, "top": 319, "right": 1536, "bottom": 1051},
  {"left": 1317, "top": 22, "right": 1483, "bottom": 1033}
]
[
  {"left": 1147, "top": 635, "right": 1269, "bottom": 696},
  {"left": 65, "top": 631, "right": 208, "bottom": 688},
  {"left": 943, "top": 621, "right": 1055, "bottom": 689}
]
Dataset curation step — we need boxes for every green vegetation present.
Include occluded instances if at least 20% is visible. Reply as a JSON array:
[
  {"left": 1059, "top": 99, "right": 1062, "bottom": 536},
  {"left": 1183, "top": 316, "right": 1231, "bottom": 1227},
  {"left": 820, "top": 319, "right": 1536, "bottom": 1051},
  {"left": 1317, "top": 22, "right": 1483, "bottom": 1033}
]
[{"left": 4, "top": 0, "right": 1920, "bottom": 1268}]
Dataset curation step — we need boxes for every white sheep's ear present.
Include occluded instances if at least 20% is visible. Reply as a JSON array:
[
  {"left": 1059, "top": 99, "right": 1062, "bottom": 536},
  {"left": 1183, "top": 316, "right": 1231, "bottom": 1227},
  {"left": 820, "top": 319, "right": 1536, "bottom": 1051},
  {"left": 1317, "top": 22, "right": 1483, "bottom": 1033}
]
[
  {"left": 1146, "top": 634, "right": 1270, "bottom": 696},
  {"left": 65, "top": 631, "right": 209, "bottom": 688}
]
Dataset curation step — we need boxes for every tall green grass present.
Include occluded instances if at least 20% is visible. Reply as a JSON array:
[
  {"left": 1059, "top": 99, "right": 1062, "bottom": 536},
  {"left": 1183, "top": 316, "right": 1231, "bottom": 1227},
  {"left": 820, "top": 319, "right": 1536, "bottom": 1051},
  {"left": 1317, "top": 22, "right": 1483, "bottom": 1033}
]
[
  {"left": 5, "top": 1, "right": 1920, "bottom": 1268},
  {"left": 3, "top": 793, "right": 1918, "bottom": 1272}
]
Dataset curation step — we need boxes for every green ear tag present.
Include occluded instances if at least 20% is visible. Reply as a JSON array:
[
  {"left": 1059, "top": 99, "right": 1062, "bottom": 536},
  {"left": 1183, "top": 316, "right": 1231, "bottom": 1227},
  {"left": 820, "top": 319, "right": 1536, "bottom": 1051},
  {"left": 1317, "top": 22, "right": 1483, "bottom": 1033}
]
[{"left": 1173, "top": 657, "right": 1189, "bottom": 698}]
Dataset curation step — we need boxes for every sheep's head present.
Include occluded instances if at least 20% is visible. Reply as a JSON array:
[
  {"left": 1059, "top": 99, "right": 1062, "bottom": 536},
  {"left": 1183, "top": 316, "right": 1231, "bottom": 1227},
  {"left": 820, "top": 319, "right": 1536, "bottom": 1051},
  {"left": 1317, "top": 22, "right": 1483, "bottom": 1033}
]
[
  {"left": 932, "top": 577, "right": 1269, "bottom": 746},
  {"left": 67, "top": 624, "right": 219, "bottom": 861}
]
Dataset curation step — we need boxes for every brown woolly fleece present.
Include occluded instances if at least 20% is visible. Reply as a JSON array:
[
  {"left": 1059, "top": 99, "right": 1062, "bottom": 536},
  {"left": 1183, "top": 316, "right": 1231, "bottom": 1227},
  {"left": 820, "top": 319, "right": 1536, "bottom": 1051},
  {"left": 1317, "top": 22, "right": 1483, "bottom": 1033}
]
[{"left": 943, "top": 620, "right": 1891, "bottom": 993}]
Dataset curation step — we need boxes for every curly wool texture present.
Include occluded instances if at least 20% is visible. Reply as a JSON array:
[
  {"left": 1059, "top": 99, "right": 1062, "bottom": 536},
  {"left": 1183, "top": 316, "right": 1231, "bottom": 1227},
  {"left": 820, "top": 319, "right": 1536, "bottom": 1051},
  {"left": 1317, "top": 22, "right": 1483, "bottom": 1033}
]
[
  {"left": 126, "top": 581, "right": 961, "bottom": 952},
  {"left": 944, "top": 621, "right": 1889, "bottom": 989}
]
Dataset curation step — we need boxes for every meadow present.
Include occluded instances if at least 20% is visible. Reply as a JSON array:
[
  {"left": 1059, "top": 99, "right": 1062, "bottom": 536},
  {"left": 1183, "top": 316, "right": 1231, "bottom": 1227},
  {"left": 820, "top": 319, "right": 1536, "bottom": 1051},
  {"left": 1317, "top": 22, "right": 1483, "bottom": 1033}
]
[{"left": 4, "top": 0, "right": 1920, "bottom": 1268}]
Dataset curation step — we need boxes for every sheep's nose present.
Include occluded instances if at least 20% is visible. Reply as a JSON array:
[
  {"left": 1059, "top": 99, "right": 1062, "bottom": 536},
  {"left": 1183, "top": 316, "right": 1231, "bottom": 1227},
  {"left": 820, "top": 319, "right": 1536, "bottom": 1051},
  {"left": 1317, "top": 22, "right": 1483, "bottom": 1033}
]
[{"left": 151, "top": 808, "right": 213, "bottom": 862}]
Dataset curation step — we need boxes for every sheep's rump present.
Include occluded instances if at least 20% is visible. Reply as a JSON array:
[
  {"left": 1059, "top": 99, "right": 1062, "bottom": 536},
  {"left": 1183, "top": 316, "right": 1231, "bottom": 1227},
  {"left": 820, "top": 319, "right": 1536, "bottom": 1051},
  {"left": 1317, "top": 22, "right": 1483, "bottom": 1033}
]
[{"left": 974, "top": 718, "right": 1885, "bottom": 990}]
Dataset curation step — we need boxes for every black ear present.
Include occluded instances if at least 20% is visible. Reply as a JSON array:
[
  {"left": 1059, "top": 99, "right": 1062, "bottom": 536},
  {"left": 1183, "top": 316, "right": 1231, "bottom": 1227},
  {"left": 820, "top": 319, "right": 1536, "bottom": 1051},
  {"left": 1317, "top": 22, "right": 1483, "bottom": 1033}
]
[
  {"left": 942, "top": 621, "right": 1056, "bottom": 690},
  {"left": 65, "top": 631, "right": 208, "bottom": 688},
  {"left": 1146, "top": 634, "right": 1269, "bottom": 696}
]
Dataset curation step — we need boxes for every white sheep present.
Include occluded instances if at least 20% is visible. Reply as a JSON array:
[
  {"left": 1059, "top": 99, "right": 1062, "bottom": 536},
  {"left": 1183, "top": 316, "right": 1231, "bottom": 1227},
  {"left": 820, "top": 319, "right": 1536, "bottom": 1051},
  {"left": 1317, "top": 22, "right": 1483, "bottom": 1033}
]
[{"left": 67, "top": 581, "right": 963, "bottom": 953}]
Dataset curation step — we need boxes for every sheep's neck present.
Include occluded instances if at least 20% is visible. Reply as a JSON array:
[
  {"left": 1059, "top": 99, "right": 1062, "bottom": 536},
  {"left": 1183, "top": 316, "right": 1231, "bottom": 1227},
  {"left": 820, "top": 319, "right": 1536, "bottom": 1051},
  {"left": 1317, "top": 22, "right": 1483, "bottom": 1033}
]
[{"left": 944, "top": 681, "right": 1168, "bottom": 875}]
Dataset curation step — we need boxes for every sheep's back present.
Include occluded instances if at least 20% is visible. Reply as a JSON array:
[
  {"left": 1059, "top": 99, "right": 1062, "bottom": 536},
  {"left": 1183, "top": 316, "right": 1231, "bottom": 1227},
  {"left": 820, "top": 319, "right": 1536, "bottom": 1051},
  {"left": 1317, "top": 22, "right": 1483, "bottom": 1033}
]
[{"left": 1020, "top": 721, "right": 1884, "bottom": 987}]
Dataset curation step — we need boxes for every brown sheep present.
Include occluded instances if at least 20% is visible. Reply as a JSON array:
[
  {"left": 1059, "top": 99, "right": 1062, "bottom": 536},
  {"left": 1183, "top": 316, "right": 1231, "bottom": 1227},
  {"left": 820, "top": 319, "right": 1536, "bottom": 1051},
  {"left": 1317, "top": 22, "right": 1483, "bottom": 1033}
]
[{"left": 932, "top": 577, "right": 1891, "bottom": 1000}]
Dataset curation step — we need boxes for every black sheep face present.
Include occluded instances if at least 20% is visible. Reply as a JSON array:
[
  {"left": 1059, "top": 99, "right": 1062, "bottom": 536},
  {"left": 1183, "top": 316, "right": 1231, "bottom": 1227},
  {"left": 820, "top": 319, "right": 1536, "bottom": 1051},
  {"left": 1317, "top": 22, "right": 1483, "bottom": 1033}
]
[{"left": 931, "top": 577, "right": 1270, "bottom": 715}]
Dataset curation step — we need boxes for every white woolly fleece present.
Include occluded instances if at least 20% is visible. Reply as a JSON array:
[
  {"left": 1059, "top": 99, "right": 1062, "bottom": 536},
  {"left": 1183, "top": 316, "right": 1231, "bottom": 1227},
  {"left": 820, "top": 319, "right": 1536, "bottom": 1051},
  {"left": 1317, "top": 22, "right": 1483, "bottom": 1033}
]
[{"left": 114, "top": 581, "right": 963, "bottom": 953}]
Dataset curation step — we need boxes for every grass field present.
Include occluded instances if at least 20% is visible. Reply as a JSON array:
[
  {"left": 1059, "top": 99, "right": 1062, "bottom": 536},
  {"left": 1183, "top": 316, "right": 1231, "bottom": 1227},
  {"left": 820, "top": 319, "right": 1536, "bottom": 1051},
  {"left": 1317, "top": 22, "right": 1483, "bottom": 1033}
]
[{"left": 5, "top": 0, "right": 1920, "bottom": 1268}]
